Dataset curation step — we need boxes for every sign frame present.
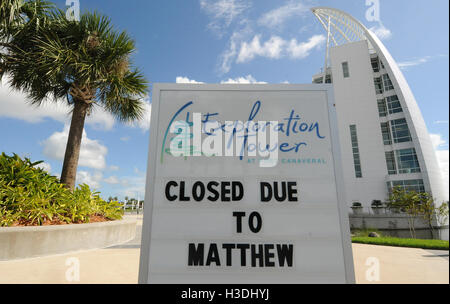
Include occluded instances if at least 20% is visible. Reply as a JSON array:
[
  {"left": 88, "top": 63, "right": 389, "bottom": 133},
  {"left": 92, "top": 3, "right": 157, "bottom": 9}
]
[{"left": 138, "top": 83, "right": 355, "bottom": 284}]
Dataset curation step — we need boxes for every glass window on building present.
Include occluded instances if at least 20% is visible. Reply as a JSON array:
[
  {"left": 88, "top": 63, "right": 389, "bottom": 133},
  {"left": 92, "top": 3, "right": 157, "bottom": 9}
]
[
  {"left": 374, "top": 77, "right": 383, "bottom": 94},
  {"left": 385, "top": 151, "right": 397, "bottom": 175},
  {"left": 387, "top": 179, "right": 425, "bottom": 194},
  {"left": 342, "top": 62, "right": 350, "bottom": 78},
  {"left": 313, "top": 74, "right": 332, "bottom": 84},
  {"left": 313, "top": 77, "right": 323, "bottom": 84},
  {"left": 391, "top": 118, "right": 412, "bottom": 143},
  {"left": 383, "top": 74, "right": 394, "bottom": 91},
  {"left": 386, "top": 95, "right": 403, "bottom": 114},
  {"left": 395, "top": 148, "right": 421, "bottom": 174},
  {"left": 377, "top": 98, "right": 387, "bottom": 117},
  {"left": 350, "top": 125, "right": 362, "bottom": 178},
  {"left": 371, "top": 57, "right": 380, "bottom": 73},
  {"left": 381, "top": 122, "right": 392, "bottom": 145}
]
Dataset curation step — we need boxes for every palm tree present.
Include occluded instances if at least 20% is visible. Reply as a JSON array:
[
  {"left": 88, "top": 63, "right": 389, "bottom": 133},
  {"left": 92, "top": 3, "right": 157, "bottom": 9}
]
[{"left": 1, "top": 7, "right": 148, "bottom": 190}]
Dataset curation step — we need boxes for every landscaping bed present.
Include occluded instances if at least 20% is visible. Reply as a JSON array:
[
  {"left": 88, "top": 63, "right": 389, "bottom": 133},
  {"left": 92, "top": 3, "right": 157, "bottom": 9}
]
[
  {"left": 352, "top": 236, "right": 449, "bottom": 250},
  {"left": 9, "top": 214, "right": 112, "bottom": 227},
  {"left": 0, "top": 153, "right": 123, "bottom": 227}
]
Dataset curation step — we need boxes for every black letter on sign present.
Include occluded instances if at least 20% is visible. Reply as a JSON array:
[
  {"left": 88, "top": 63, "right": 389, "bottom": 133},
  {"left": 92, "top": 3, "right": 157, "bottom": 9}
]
[
  {"left": 179, "top": 181, "right": 190, "bottom": 201},
  {"left": 277, "top": 244, "right": 293, "bottom": 267},
  {"left": 249, "top": 212, "right": 262, "bottom": 233},
  {"left": 233, "top": 212, "right": 246, "bottom": 233},
  {"left": 206, "top": 244, "right": 221, "bottom": 266},
  {"left": 236, "top": 244, "right": 250, "bottom": 266},
  {"left": 264, "top": 244, "right": 275, "bottom": 267},
  {"left": 222, "top": 244, "right": 236, "bottom": 266},
  {"left": 287, "top": 182, "right": 298, "bottom": 202},
  {"left": 207, "top": 181, "right": 220, "bottom": 201},
  {"left": 232, "top": 182, "right": 244, "bottom": 201},
  {"left": 251, "top": 244, "right": 264, "bottom": 267},
  {"left": 221, "top": 182, "right": 231, "bottom": 202},
  {"left": 192, "top": 181, "right": 205, "bottom": 201},
  {"left": 260, "top": 182, "right": 272, "bottom": 202},
  {"left": 188, "top": 243, "right": 204, "bottom": 266},
  {"left": 273, "top": 182, "right": 287, "bottom": 202},
  {"left": 165, "top": 181, "right": 178, "bottom": 201}
]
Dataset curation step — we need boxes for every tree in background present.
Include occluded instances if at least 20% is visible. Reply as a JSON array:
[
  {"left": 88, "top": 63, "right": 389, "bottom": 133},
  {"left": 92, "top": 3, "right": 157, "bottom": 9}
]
[
  {"left": 0, "top": 2, "right": 148, "bottom": 190},
  {"left": 387, "top": 187, "right": 422, "bottom": 238},
  {"left": 436, "top": 202, "right": 449, "bottom": 226},
  {"left": 387, "top": 187, "right": 448, "bottom": 239},
  {"left": 425, "top": 201, "right": 449, "bottom": 239},
  {"left": 416, "top": 192, "right": 436, "bottom": 239}
]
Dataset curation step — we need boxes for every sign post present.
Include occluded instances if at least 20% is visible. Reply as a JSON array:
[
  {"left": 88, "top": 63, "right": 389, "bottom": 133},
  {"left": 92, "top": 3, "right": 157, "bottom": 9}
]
[{"left": 139, "top": 84, "right": 355, "bottom": 284}]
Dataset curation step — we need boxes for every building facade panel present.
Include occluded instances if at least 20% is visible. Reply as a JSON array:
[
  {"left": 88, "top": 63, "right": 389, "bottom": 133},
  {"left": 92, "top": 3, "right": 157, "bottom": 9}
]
[{"left": 311, "top": 7, "right": 448, "bottom": 211}]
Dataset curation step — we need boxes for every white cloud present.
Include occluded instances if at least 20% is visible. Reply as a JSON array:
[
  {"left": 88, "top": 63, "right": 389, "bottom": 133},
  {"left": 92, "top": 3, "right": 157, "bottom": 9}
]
[
  {"left": 109, "top": 165, "right": 120, "bottom": 171},
  {"left": 200, "top": 0, "right": 249, "bottom": 35},
  {"left": 176, "top": 77, "right": 205, "bottom": 84},
  {"left": 434, "top": 120, "right": 449, "bottom": 125},
  {"left": 219, "top": 29, "right": 249, "bottom": 74},
  {"left": 104, "top": 175, "right": 120, "bottom": 185},
  {"left": 42, "top": 125, "right": 108, "bottom": 170},
  {"left": 430, "top": 134, "right": 449, "bottom": 199},
  {"left": 0, "top": 78, "right": 115, "bottom": 130},
  {"left": 220, "top": 75, "right": 266, "bottom": 84},
  {"left": 258, "top": 1, "right": 310, "bottom": 29},
  {"left": 76, "top": 171, "right": 103, "bottom": 189},
  {"left": 112, "top": 172, "right": 146, "bottom": 199},
  {"left": 0, "top": 78, "right": 150, "bottom": 131},
  {"left": 430, "top": 134, "right": 448, "bottom": 149},
  {"left": 35, "top": 162, "right": 52, "bottom": 173},
  {"left": 287, "top": 34, "right": 326, "bottom": 59},
  {"left": 236, "top": 34, "right": 325, "bottom": 63},
  {"left": 176, "top": 75, "right": 268, "bottom": 84},
  {"left": 369, "top": 23, "right": 392, "bottom": 40},
  {"left": 436, "top": 150, "right": 449, "bottom": 198},
  {"left": 397, "top": 56, "right": 431, "bottom": 70},
  {"left": 237, "top": 35, "right": 286, "bottom": 63}
]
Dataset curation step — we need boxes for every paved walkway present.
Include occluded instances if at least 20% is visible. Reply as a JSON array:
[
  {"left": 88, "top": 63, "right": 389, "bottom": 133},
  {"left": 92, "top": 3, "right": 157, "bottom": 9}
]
[{"left": 0, "top": 215, "right": 448, "bottom": 284}]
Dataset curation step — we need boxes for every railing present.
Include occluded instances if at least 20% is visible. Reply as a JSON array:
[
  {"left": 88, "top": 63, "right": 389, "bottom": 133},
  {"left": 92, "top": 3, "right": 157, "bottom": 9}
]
[{"left": 121, "top": 201, "right": 144, "bottom": 215}]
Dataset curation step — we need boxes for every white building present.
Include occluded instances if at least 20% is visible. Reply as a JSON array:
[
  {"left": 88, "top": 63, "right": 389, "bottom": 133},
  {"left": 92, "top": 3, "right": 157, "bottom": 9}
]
[{"left": 311, "top": 7, "right": 448, "bottom": 210}]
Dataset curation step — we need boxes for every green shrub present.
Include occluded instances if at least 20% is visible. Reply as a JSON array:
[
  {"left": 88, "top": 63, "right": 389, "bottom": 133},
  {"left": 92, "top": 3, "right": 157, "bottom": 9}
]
[
  {"left": 0, "top": 153, "right": 123, "bottom": 227},
  {"left": 352, "top": 236, "right": 449, "bottom": 250}
]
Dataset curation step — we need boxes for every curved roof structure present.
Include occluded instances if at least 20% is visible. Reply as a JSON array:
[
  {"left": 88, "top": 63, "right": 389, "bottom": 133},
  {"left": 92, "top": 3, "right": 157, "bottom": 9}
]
[
  {"left": 311, "top": 7, "right": 448, "bottom": 202},
  {"left": 312, "top": 7, "right": 368, "bottom": 47}
]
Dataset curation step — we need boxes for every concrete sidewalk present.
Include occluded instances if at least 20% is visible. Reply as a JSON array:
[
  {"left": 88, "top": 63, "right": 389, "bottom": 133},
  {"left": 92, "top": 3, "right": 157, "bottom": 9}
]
[{"left": 0, "top": 216, "right": 448, "bottom": 284}]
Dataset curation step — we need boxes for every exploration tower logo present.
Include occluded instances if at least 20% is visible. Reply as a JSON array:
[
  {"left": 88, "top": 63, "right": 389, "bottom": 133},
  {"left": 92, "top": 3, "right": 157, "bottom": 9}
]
[{"left": 161, "top": 100, "right": 326, "bottom": 168}]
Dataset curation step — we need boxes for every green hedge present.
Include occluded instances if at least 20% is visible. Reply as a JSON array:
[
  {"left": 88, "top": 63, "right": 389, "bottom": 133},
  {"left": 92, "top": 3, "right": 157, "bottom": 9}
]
[
  {"left": 0, "top": 153, "right": 123, "bottom": 227},
  {"left": 352, "top": 236, "right": 449, "bottom": 250}
]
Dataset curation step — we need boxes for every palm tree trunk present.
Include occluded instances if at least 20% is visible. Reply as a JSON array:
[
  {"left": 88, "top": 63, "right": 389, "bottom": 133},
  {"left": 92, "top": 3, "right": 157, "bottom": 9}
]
[{"left": 60, "top": 100, "right": 89, "bottom": 190}]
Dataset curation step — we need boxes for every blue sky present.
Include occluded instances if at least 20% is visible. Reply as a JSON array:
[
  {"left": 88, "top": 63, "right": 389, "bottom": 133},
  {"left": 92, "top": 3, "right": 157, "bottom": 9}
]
[{"left": 0, "top": 0, "right": 448, "bottom": 200}]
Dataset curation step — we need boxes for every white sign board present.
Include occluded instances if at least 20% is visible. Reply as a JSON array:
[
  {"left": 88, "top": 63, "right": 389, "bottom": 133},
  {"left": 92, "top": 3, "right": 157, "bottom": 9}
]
[{"left": 139, "top": 84, "right": 355, "bottom": 284}]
